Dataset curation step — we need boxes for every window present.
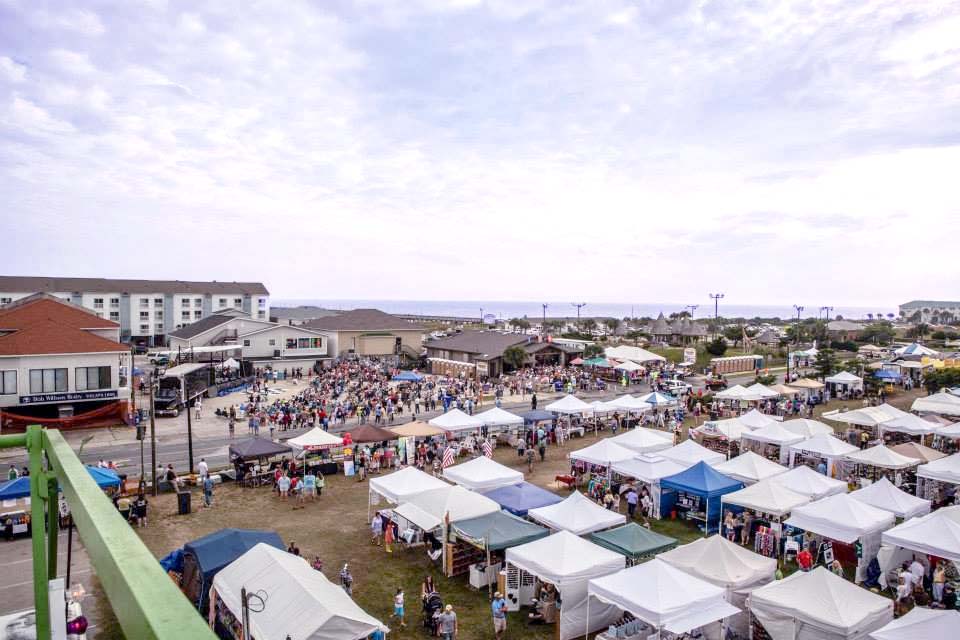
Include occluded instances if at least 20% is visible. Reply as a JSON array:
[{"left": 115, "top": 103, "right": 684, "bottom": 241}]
[
  {"left": 140, "top": 298, "right": 149, "bottom": 308},
  {"left": 109, "top": 311, "right": 120, "bottom": 321},
  {"left": 0, "top": 297, "right": 12, "bottom": 305},
  {"left": 155, "top": 323, "right": 164, "bottom": 332},
  {"left": 0, "top": 370, "right": 16, "bottom": 395},
  {"left": 258, "top": 298, "right": 266, "bottom": 309},
  {"left": 181, "top": 311, "right": 191, "bottom": 320},
  {"left": 194, "top": 298, "right": 202, "bottom": 307},
  {"left": 139, "top": 324, "right": 149, "bottom": 332},
  {"left": 139, "top": 311, "right": 149, "bottom": 320},
  {"left": 76, "top": 366, "right": 111, "bottom": 391},
  {"left": 219, "top": 298, "right": 227, "bottom": 307},
  {"left": 182, "top": 298, "right": 191, "bottom": 307},
  {"left": 243, "top": 339, "right": 251, "bottom": 347},
  {"left": 110, "top": 298, "right": 119, "bottom": 307},
  {"left": 286, "top": 338, "right": 297, "bottom": 349},
  {"left": 194, "top": 310, "right": 202, "bottom": 319},
  {"left": 154, "top": 297, "right": 163, "bottom": 306},
  {"left": 234, "top": 298, "right": 242, "bottom": 306},
  {"left": 29, "top": 368, "right": 67, "bottom": 394},
  {"left": 155, "top": 310, "right": 163, "bottom": 319},
  {"left": 258, "top": 311, "right": 266, "bottom": 319},
  {"left": 93, "top": 297, "right": 104, "bottom": 309},
  {"left": 298, "top": 338, "right": 311, "bottom": 349},
  {"left": 268, "top": 339, "right": 275, "bottom": 346}
]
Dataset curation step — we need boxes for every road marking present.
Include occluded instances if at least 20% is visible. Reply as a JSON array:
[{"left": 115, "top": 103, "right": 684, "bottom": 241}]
[{"left": 0, "top": 568, "right": 91, "bottom": 590}]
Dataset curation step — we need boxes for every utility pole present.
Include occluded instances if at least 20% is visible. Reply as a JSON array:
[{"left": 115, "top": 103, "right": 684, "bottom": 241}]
[
  {"left": 480, "top": 307, "right": 484, "bottom": 327},
  {"left": 709, "top": 293, "right": 724, "bottom": 337},
  {"left": 149, "top": 375, "right": 157, "bottom": 496},
  {"left": 542, "top": 303, "right": 549, "bottom": 335},
  {"left": 821, "top": 306, "right": 833, "bottom": 321},
  {"left": 571, "top": 303, "right": 587, "bottom": 326},
  {"left": 186, "top": 396, "right": 195, "bottom": 474},
  {"left": 686, "top": 304, "right": 699, "bottom": 317}
]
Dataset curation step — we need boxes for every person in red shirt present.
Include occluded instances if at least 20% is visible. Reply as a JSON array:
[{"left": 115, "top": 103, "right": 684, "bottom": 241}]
[{"left": 797, "top": 548, "right": 813, "bottom": 571}]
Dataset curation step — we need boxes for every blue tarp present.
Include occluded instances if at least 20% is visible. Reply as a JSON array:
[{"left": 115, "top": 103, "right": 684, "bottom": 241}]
[
  {"left": 392, "top": 371, "right": 424, "bottom": 382},
  {"left": 483, "top": 481, "right": 563, "bottom": 516},
  {"left": 875, "top": 370, "right": 901, "bottom": 380},
  {"left": 659, "top": 462, "right": 744, "bottom": 534},
  {"left": 0, "top": 466, "right": 121, "bottom": 500},
  {"left": 519, "top": 410, "right": 554, "bottom": 423},
  {"left": 182, "top": 528, "right": 284, "bottom": 581}
]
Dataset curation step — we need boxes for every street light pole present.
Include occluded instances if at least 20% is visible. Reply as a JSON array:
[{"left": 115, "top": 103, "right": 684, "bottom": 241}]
[
  {"left": 571, "top": 303, "right": 587, "bottom": 327},
  {"left": 686, "top": 304, "right": 699, "bottom": 317},
  {"left": 542, "top": 303, "right": 549, "bottom": 334},
  {"left": 149, "top": 374, "right": 157, "bottom": 496},
  {"left": 709, "top": 293, "right": 724, "bottom": 337}
]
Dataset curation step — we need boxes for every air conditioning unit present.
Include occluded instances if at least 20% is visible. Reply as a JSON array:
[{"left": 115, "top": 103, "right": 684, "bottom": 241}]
[{"left": 502, "top": 564, "right": 536, "bottom": 612}]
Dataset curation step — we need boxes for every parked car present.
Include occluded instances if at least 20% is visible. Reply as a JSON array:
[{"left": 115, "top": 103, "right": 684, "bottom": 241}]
[
  {"left": 148, "top": 354, "right": 170, "bottom": 366},
  {"left": 662, "top": 379, "right": 693, "bottom": 396},
  {"left": 132, "top": 343, "right": 149, "bottom": 355}
]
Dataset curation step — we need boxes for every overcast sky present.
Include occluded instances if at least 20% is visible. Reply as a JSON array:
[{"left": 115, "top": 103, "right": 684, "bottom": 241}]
[{"left": 1, "top": 0, "right": 958, "bottom": 305}]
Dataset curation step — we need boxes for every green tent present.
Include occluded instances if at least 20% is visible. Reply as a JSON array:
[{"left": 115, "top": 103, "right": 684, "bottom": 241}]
[
  {"left": 582, "top": 357, "right": 614, "bottom": 367},
  {"left": 451, "top": 511, "right": 550, "bottom": 551},
  {"left": 589, "top": 523, "right": 677, "bottom": 561}
]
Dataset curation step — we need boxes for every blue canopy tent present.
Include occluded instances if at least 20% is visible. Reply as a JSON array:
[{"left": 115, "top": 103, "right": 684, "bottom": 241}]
[
  {"left": 483, "top": 481, "right": 563, "bottom": 516},
  {"left": 519, "top": 410, "right": 554, "bottom": 424},
  {"left": 875, "top": 370, "right": 901, "bottom": 382},
  {"left": 659, "top": 461, "right": 744, "bottom": 535},
  {"left": 0, "top": 466, "right": 121, "bottom": 500},
  {"left": 392, "top": 371, "right": 424, "bottom": 383}
]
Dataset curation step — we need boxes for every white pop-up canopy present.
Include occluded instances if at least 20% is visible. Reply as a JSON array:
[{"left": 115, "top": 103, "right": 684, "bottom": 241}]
[
  {"left": 220, "top": 357, "right": 240, "bottom": 369},
  {"left": 474, "top": 406, "right": 524, "bottom": 427},
  {"left": 587, "top": 559, "right": 740, "bottom": 636},
  {"left": 442, "top": 455, "right": 523, "bottom": 491},
  {"left": 823, "top": 406, "right": 895, "bottom": 429},
  {"left": 611, "top": 427, "right": 673, "bottom": 454},
  {"left": 608, "top": 395, "right": 652, "bottom": 413},
  {"left": 429, "top": 408, "right": 484, "bottom": 432},
  {"left": 721, "top": 479, "right": 812, "bottom": 517},
  {"left": 825, "top": 371, "right": 863, "bottom": 385},
  {"left": 785, "top": 493, "right": 894, "bottom": 544},
  {"left": 742, "top": 422, "right": 805, "bottom": 446},
  {"left": 713, "top": 452, "right": 788, "bottom": 485},
  {"left": 368, "top": 466, "right": 449, "bottom": 505},
  {"left": 880, "top": 504, "right": 960, "bottom": 562},
  {"left": 746, "top": 567, "right": 893, "bottom": 640},
  {"left": 912, "top": 391, "right": 960, "bottom": 416},
  {"left": 613, "top": 360, "right": 644, "bottom": 372},
  {"left": 213, "top": 544, "right": 387, "bottom": 640},
  {"left": 715, "top": 385, "right": 765, "bottom": 401},
  {"left": 770, "top": 465, "right": 848, "bottom": 499},
  {"left": 737, "top": 409, "right": 776, "bottom": 429},
  {"left": 788, "top": 433, "right": 858, "bottom": 476},
  {"left": 781, "top": 418, "right": 834, "bottom": 438},
  {"left": 937, "top": 421, "right": 960, "bottom": 438},
  {"left": 694, "top": 418, "right": 754, "bottom": 443},
  {"left": 878, "top": 413, "right": 940, "bottom": 437},
  {"left": 745, "top": 383, "right": 780, "bottom": 399},
  {"left": 545, "top": 394, "right": 594, "bottom": 415},
  {"left": 527, "top": 491, "right": 626, "bottom": 535},
  {"left": 569, "top": 440, "right": 637, "bottom": 468},
  {"left": 869, "top": 607, "right": 960, "bottom": 640},
  {"left": 916, "top": 452, "right": 960, "bottom": 485},
  {"left": 506, "top": 530, "right": 626, "bottom": 640},
  {"left": 845, "top": 444, "right": 920, "bottom": 470},
  {"left": 287, "top": 427, "right": 344, "bottom": 451},
  {"left": 659, "top": 439, "right": 726, "bottom": 467},
  {"left": 612, "top": 455, "right": 687, "bottom": 484},
  {"left": 393, "top": 485, "right": 499, "bottom": 530},
  {"left": 849, "top": 477, "right": 931, "bottom": 519},
  {"left": 605, "top": 345, "right": 666, "bottom": 363}
]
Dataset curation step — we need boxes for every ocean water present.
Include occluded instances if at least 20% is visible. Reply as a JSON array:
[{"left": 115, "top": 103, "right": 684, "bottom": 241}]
[{"left": 274, "top": 299, "right": 897, "bottom": 322}]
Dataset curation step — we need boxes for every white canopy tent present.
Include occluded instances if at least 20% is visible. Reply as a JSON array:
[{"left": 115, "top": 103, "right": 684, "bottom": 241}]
[
  {"left": 587, "top": 559, "right": 740, "bottom": 637},
  {"left": 822, "top": 407, "right": 895, "bottom": 432},
  {"left": 721, "top": 480, "right": 812, "bottom": 518},
  {"left": 912, "top": 392, "right": 960, "bottom": 416},
  {"left": 869, "top": 607, "right": 960, "bottom": 640},
  {"left": 610, "top": 427, "right": 673, "bottom": 454},
  {"left": 393, "top": 484, "right": 499, "bottom": 530},
  {"left": 916, "top": 453, "right": 960, "bottom": 501},
  {"left": 658, "top": 536, "right": 776, "bottom": 638},
  {"left": 746, "top": 567, "right": 893, "bottom": 640},
  {"left": 212, "top": 544, "right": 387, "bottom": 640},
  {"left": 770, "top": 465, "right": 848, "bottom": 499},
  {"left": 611, "top": 454, "right": 688, "bottom": 519},
  {"left": 428, "top": 408, "right": 484, "bottom": 432},
  {"left": 527, "top": 491, "right": 626, "bottom": 535},
  {"left": 545, "top": 394, "right": 594, "bottom": 415},
  {"left": 714, "top": 385, "right": 765, "bottom": 402},
  {"left": 781, "top": 419, "right": 834, "bottom": 439},
  {"left": 605, "top": 345, "right": 666, "bottom": 363},
  {"left": 659, "top": 439, "right": 726, "bottom": 467},
  {"left": 588, "top": 400, "right": 620, "bottom": 415},
  {"left": 849, "top": 477, "right": 931, "bottom": 519},
  {"left": 569, "top": 440, "right": 637, "bottom": 469},
  {"left": 825, "top": 370, "right": 863, "bottom": 391},
  {"left": 937, "top": 421, "right": 960, "bottom": 438},
  {"left": 880, "top": 505, "right": 960, "bottom": 562},
  {"left": 745, "top": 383, "right": 780, "bottom": 399},
  {"left": 613, "top": 360, "right": 643, "bottom": 372},
  {"left": 741, "top": 422, "right": 805, "bottom": 464},
  {"left": 442, "top": 456, "right": 523, "bottom": 491},
  {"left": 367, "top": 466, "right": 449, "bottom": 519},
  {"left": 788, "top": 433, "right": 858, "bottom": 477},
  {"left": 608, "top": 395, "right": 652, "bottom": 414},
  {"left": 844, "top": 444, "right": 920, "bottom": 471},
  {"left": 713, "top": 452, "right": 789, "bottom": 485},
  {"left": 878, "top": 413, "right": 941, "bottom": 438},
  {"left": 220, "top": 357, "right": 240, "bottom": 370},
  {"left": 894, "top": 342, "right": 938, "bottom": 357},
  {"left": 694, "top": 418, "right": 754, "bottom": 443},
  {"left": 738, "top": 409, "right": 776, "bottom": 429},
  {"left": 473, "top": 407, "right": 524, "bottom": 428},
  {"left": 505, "top": 530, "right": 626, "bottom": 640},
  {"left": 287, "top": 427, "right": 344, "bottom": 451}
]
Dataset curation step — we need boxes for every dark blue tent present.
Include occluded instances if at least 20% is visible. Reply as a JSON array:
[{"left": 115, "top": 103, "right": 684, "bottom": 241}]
[
  {"left": 874, "top": 370, "right": 901, "bottom": 381},
  {"left": 483, "top": 481, "right": 563, "bottom": 516},
  {"left": 0, "top": 466, "right": 120, "bottom": 500},
  {"left": 519, "top": 410, "right": 554, "bottom": 424},
  {"left": 659, "top": 461, "right": 744, "bottom": 534},
  {"left": 392, "top": 371, "right": 424, "bottom": 382}
]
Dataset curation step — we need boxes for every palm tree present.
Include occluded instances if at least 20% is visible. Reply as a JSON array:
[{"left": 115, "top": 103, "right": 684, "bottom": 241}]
[{"left": 502, "top": 345, "right": 528, "bottom": 371}]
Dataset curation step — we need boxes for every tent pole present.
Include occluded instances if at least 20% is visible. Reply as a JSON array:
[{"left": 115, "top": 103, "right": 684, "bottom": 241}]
[
  {"left": 584, "top": 594, "right": 590, "bottom": 640},
  {"left": 486, "top": 534, "right": 493, "bottom": 599}
]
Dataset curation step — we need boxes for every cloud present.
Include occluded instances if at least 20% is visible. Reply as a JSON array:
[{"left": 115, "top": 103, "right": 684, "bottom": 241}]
[{"left": 0, "top": 55, "right": 26, "bottom": 82}]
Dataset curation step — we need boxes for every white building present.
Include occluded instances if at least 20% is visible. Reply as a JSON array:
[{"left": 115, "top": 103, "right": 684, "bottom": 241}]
[
  {"left": 0, "top": 276, "right": 270, "bottom": 346},
  {"left": 899, "top": 300, "right": 960, "bottom": 324}
]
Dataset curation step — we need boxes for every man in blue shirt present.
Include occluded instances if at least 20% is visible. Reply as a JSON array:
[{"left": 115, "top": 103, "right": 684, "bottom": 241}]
[{"left": 491, "top": 592, "right": 507, "bottom": 640}]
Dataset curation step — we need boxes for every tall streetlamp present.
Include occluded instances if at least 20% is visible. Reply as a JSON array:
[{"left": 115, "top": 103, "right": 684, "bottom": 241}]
[
  {"left": 793, "top": 305, "right": 804, "bottom": 345},
  {"left": 571, "top": 303, "right": 587, "bottom": 328},
  {"left": 686, "top": 304, "right": 699, "bottom": 318},
  {"left": 820, "top": 306, "right": 833, "bottom": 321},
  {"left": 709, "top": 293, "right": 724, "bottom": 337},
  {"left": 542, "top": 303, "right": 549, "bottom": 335}
]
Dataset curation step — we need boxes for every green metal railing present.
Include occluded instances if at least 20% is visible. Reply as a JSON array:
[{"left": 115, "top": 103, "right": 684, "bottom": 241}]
[{"left": 1, "top": 426, "right": 216, "bottom": 640}]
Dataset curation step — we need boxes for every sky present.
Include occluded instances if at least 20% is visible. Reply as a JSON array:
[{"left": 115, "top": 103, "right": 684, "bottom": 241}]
[{"left": 1, "top": 0, "right": 958, "bottom": 306}]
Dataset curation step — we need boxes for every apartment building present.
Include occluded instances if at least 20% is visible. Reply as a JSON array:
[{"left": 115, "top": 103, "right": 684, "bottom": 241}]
[
  {"left": 899, "top": 300, "right": 960, "bottom": 324},
  {"left": 0, "top": 276, "right": 269, "bottom": 346}
]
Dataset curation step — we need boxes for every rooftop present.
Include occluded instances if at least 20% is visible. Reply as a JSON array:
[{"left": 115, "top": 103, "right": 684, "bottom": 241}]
[
  {"left": 0, "top": 294, "right": 126, "bottom": 356},
  {"left": 900, "top": 300, "right": 960, "bottom": 309},
  {"left": 270, "top": 306, "right": 340, "bottom": 321},
  {"left": 425, "top": 330, "right": 531, "bottom": 357},
  {"left": 167, "top": 312, "right": 241, "bottom": 340},
  {"left": 0, "top": 276, "right": 269, "bottom": 296},
  {"left": 303, "top": 308, "right": 425, "bottom": 332}
]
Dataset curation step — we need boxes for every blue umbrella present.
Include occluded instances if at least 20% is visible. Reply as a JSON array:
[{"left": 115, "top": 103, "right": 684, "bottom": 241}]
[
  {"left": 0, "top": 466, "right": 121, "bottom": 500},
  {"left": 391, "top": 371, "right": 423, "bottom": 382}
]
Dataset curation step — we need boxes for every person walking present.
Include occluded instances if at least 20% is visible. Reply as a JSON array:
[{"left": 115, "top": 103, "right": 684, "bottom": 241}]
[
  {"left": 202, "top": 474, "right": 214, "bottom": 508},
  {"left": 526, "top": 447, "right": 535, "bottom": 473},
  {"left": 439, "top": 604, "right": 458, "bottom": 640},
  {"left": 393, "top": 588, "right": 407, "bottom": 629},
  {"left": 194, "top": 396, "right": 202, "bottom": 420},
  {"left": 530, "top": 393, "right": 537, "bottom": 410},
  {"left": 492, "top": 591, "right": 507, "bottom": 640},
  {"left": 197, "top": 458, "right": 209, "bottom": 481},
  {"left": 371, "top": 515, "right": 383, "bottom": 546}
]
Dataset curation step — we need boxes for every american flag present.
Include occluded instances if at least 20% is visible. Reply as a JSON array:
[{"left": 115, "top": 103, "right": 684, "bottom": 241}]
[
  {"left": 442, "top": 446, "right": 455, "bottom": 468},
  {"left": 481, "top": 440, "right": 493, "bottom": 458}
]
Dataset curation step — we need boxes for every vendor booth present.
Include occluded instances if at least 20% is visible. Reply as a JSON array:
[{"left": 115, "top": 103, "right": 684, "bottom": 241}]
[
  {"left": 527, "top": 490, "right": 625, "bottom": 535},
  {"left": 588, "top": 523, "right": 677, "bottom": 565},
  {"left": 659, "top": 535, "right": 776, "bottom": 639},
  {"left": 505, "top": 530, "right": 625, "bottom": 640},
  {"left": 659, "top": 462, "right": 744, "bottom": 534},
  {"left": 912, "top": 391, "right": 960, "bottom": 416},
  {"left": 693, "top": 417, "right": 756, "bottom": 458},
  {"left": 450, "top": 511, "right": 549, "bottom": 589},
  {"left": 869, "top": 607, "right": 960, "bottom": 640},
  {"left": 393, "top": 485, "right": 499, "bottom": 531},
  {"left": 611, "top": 455, "right": 687, "bottom": 519},
  {"left": 568, "top": 440, "right": 637, "bottom": 487},
  {"left": 713, "top": 451, "right": 788, "bottom": 485},
  {"left": 745, "top": 383, "right": 779, "bottom": 400},
  {"left": 741, "top": 422, "right": 805, "bottom": 464},
  {"left": 746, "top": 567, "right": 892, "bottom": 640},
  {"left": 545, "top": 394, "right": 594, "bottom": 443},
  {"left": 877, "top": 413, "right": 940, "bottom": 445},
  {"left": 889, "top": 440, "right": 945, "bottom": 463},
  {"left": 770, "top": 465, "right": 847, "bottom": 499},
  {"left": 849, "top": 477, "right": 931, "bottom": 520},
  {"left": 787, "top": 433, "right": 857, "bottom": 478},
  {"left": 482, "top": 481, "right": 563, "bottom": 517},
  {"left": 347, "top": 424, "right": 399, "bottom": 444},
  {"left": 389, "top": 421, "right": 444, "bottom": 438},
  {"left": 474, "top": 407, "right": 524, "bottom": 441},
  {"left": 610, "top": 426, "right": 672, "bottom": 454},
  {"left": 781, "top": 418, "right": 833, "bottom": 439},
  {"left": 721, "top": 480, "right": 812, "bottom": 555},
  {"left": 825, "top": 371, "right": 863, "bottom": 397},
  {"left": 715, "top": 384, "right": 765, "bottom": 403},
  {"left": 935, "top": 421, "right": 960, "bottom": 454},
  {"left": 367, "top": 466, "right": 449, "bottom": 520},
  {"left": 442, "top": 456, "right": 523, "bottom": 491},
  {"left": 286, "top": 426, "right": 344, "bottom": 464},
  {"left": 659, "top": 439, "right": 726, "bottom": 467},
  {"left": 784, "top": 493, "right": 894, "bottom": 582},
  {"left": 428, "top": 408, "right": 484, "bottom": 432},
  {"left": 879, "top": 506, "right": 960, "bottom": 587},
  {"left": 915, "top": 452, "right": 960, "bottom": 507},
  {"left": 636, "top": 391, "right": 678, "bottom": 407},
  {"left": 211, "top": 543, "right": 386, "bottom": 640},
  {"left": 737, "top": 409, "right": 776, "bottom": 429},
  {"left": 228, "top": 437, "right": 293, "bottom": 461},
  {"left": 843, "top": 444, "right": 920, "bottom": 489},
  {"left": 785, "top": 377, "right": 825, "bottom": 400},
  {"left": 586, "top": 560, "right": 740, "bottom": 640}
]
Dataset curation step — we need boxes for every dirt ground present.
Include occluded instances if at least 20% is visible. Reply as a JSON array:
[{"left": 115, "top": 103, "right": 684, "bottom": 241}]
[{"left": 89, "top": 387, "right": 926, "bottom": 639}]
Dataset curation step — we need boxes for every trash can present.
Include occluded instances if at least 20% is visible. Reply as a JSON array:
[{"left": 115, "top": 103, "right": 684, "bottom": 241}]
[{"left": 176, "top": 490, "right": 191, "bottom": 515}]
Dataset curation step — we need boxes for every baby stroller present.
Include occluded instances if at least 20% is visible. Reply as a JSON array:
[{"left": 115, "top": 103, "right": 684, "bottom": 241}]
[{"left": 422, "top": 593, "right": 443, "bottom": 634}]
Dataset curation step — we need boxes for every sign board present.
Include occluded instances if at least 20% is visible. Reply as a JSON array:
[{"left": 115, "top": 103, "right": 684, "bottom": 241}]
[
  {"left": 18, "top": 390, "right": 118, "bottom": 405},
  {"left": 475, "top": 362, "right": 489, "bottom": 376},
  {"left": 483, "top": 314, "right": 497, "bottom": 325},
  {"left": 683, "top": 348, "right": 696, "bottom": 364}
]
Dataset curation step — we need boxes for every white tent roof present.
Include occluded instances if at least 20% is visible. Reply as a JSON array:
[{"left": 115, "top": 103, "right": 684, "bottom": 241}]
[
  {"left": 568, "top": 440, "right": 637, "bottom": 468},
  {"left": 894, "top": 342, "right": 938, "bottom": 356},
  {"left": 784, "top": 493, "right": 894, "bottom": 543},
  {"left": 845, "top": 444, "right": 920, "bottom": 470},
  {"left": 658, "top": 535, "right": 777, "bottom": 590},
  {"left": 368, "top": 467, "right": 449, "bottom": 504},
  {"left": 770, "top": 465, "right": 848, "bottom": 499},
  {"left": 912, "top": 392, "right": 960, "bottom": 416},
  {"left": 747, "top": 567, "right": 892, "bottom": 640},
  {"left": 916, "top": 452, "right": 960, "bottom": 484},
  {"left": 721, "top": 479, "right": 812, "bottom": 517},
  {"left": 611, "top": 455, "right": 688, "bottom": 483},
  {"left": 545, "top": 394, "right": 594, "bottom": 415},
  {"left": 613, "top": 360, "right": 644, "bottom": 372},
  {"left": 741, "top": 421, "right": 806, "bottom": 446},
  {"left": 589, "top": 400, "right": 621, "bottom": 414},
  {"left": 937, "top": 421, "right": 960, "bottom": 438},
  {"left": 473, "top": 406, "right": 524, "bottom": 427},
  {"left": 869, "top": 606, "right": 960, "bottom": 640},
  {"left": 781, "top": 418, "right": 834, "bottom": 438},
  {"left": 428, "top": 408, "right": 484, "bottom": 432},
  {"left": 789, "top": 433, "right": 858, "bottom": 459},
  {"left": 881, "top": 505, "right": 960, "bottom": 562},
  {"left": 588, "top": 559, "right": 740, "bottom": 634},
  {"left": 787, "top": 377, "right": 825, "bottom": 390},
  {"left": 879, "top": 413, "right": 940, "bottom": 436},
  {"left": 220, "top": 357, "right": 240, "bottom": 369},
  {"left": 738, "top": 409, "right": 776, "bottom": 429},
  {"left": 527, "top": 491, "right": 626, "bottom": 535},
  {"left": 506, "top": 529, "right": 625, "bottom": 589},
  {"left": 608, "top": 395, "right": 653, "bottom": 413},
  {"left": 823, "top": 406, "right": 895, "bottom": 428},
  {"left": 605, "top": 345, "right": 666, "bottom": 363},
  {"left": 610, "top": 427, "right": 673, "bottom": 454},
  {"left": 286, "top": 427, "right": 344, "bottom": 450},
  {"left": 825, "top": 371, "right": 863, "bottom": 384},
  {"left": 714, "top": 384, "right": 765, "bottom": 401},
  {"left": 745, "top": 383, "right": 780, "bottom": 398},
  {"left": 713, "top": 452, "right": 789, "bottom": 484},
  {"left": 213, "top": 544, "right": 386, "bottom": 640},
  {"left": 393, "top": 484, "right": 499, "bottom": 530},
  {"left": 442, "top": 456, "right": 523, "bottom": 491},
  {"left": 659, "top": 439, "right": 726, "bottom": 467},
  {"left": 849, "top": 477, "right": 931, "bottom": 519},
  {"left": 695, "top": 418, "right": 754, "bottom": 442}
]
